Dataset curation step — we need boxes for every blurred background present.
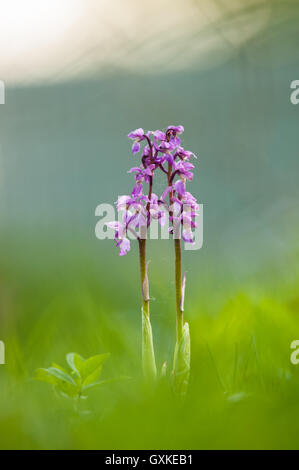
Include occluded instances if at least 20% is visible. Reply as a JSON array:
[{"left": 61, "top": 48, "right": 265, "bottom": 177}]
[{"left": 0, "top": 0, "right": 299, "bottom": 449}]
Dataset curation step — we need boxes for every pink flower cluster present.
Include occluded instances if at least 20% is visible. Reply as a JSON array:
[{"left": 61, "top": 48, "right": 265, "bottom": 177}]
[{"left": 107, "top": 126, "right": 199, "bottom": 255}]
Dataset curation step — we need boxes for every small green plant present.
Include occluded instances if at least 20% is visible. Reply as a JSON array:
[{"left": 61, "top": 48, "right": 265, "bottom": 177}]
[{"left": 34, "top": 352, "right": 111, "bottom": 401}]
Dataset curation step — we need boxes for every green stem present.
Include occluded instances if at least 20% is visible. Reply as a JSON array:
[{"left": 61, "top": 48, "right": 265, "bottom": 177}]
[
  {"left": 173, "top": 239, "right": 191, "bottom": 396},
  {"left": 139, "top": 238, "right": 149, "bottom": 317},
  {"left": 138, "top": 237, "right": 157, "bottom": 381},
  {"left": 167, "top": 162, "right": 184, "bottom": 343},
  {"left": 174, "top": 238, "right": 184, "bottom": 342}
]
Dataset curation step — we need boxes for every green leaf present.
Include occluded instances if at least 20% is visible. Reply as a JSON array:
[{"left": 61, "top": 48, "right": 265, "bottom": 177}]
[
  {"left": 47, "top": 367, "right": 76, "bottom": 385},
  {"left": 34, "top": 368, "right": 57, "bottom": 386},
  {"left": 142, "top": 308, "right": 157, "bottom": 381},
  {"left": 172, "top": 322, "right": 191, "bottom": 396},
  {"left": 82, "top": 366, "right": 102, "bottom": 388},
  {"left": 51, "top": 362, "right": 68, "bottom": 374},
  {"left": 34, "top": 352, "right": 110, "bottom": 400},
  {"left": 81, "top": 353, "right": 110, "bottom": 381},
  {"left": 34, "top": 367, "right": 80, "bottom": 398},
  {"left": 66, "top": 352, "right": 85, "bottom": 377},
  {"left": 82, "top": 378, "right": 118, "bottom": 391},
  {"left": 58, "top": 381, "right": 80, "bottom": 398}
]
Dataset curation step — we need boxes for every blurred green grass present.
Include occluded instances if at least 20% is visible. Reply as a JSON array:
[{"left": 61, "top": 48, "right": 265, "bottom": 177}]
[{"left": 0, "top": 233, "right": 299, "bottom": 450}]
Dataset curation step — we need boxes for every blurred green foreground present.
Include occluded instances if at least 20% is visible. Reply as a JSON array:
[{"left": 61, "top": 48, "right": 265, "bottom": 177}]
[{"left": 0, "top": 233, "right": 299, "bottom": 450}]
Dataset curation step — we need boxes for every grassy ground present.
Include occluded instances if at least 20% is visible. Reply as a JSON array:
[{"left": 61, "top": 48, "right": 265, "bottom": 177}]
[{"left": 0, "top": 234, "right": 299, "bottom": 450}]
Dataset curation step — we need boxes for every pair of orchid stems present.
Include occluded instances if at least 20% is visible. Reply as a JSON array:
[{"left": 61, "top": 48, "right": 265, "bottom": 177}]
[
  {"left": 108, "top": 126, "right": 198, "bottom": 394},
  {"left": 138, "top": 175, "right": 188, "bottom": 392}
]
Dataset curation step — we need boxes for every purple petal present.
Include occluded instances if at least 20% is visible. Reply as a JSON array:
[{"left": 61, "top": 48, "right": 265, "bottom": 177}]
[
  {"left": 158, "top": 211, "right": 167, "bottom": 227},
  {"left": 153, "top": 130, "right": 166, "bottom": 141},
  {"left": 182, "top": 229, "right": 193, "bottom": 243},
  {"left": 167, "top": 125, "right": 184, "bottom": 134},
  {"left": 142, "top": 146, "right": 150, "bottom": 156},
  {"left": 132, "top": 141, "right": 141, "bottom": 154},
  {"left": 128, "top": 167, "right": 141, "bottom": 173},
  {"left": 184, "top": 171, "right": 193, "bottom": 181},
  {"left": 159, "top": 141, "right": 171, "bottom": 151},
  {"left": 119, "top": 237, "right": 130, "bottom": 256},
  {"left": 128, "top": 128, "right": 144, "bottom": 139},
  {"left": 173, "top": 179, "right": 185, "bottom": 196},
  {"left": 177, "top": 147, "right": 197, "bottom": 159},
  {"left": 174, "top": 200, "right": 183, "bottom": 213},
  {"left": 165, "top": 153, "right": 174, "bottom": 166},
  {"left": 131, "top": 183, "right": 143, "bottom": 197},
  {"left": 116, "top": 195, "right": 132, "bottom": 210}
]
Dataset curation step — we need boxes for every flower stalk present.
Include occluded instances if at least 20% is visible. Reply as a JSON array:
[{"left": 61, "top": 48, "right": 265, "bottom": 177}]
[
  {"left": 172, "top": 237, "right": 190, "bottom": 395},
  {"left": 174, "top": 238, "right": 184, "bottom": 342},
  {"left": 138, "top": 238, "right": 157, "bottom": 381}
]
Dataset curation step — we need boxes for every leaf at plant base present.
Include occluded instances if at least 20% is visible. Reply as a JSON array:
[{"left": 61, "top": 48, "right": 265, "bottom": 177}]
[
  {"left": 34, "top": 368, "right": 58, "bottom": 386},
  {"left": 82, "top": 366, "right": 103, "bottom": 388},
  {"left": 70, "top": 372, "right": 82, "bottom": 386},
  {"left": 172, "top": 322, "right": 191, "bottom": 396},
  {"left": 82, "top": 377, "right": 120, "bottom": 392},
  {"left": 51, "top": 362, "right": 68, "bottom": 374},
  {"left": 81, "top": 353, "right": 110, "bottom": 381},
  {"left": 66, "top": 352, "right": 85, "bottom": 377},
  {"left": 142, "top": 308, "right": 157, "bottom": 381},
  {"left": 34, "top": 368, "right": 80, "bottom": 398},
  {"left": 47, "top": 367, "right": 77, "bottom": 385},
  {"left": 56, "top": 381, "right": 80, "bottom": 398}
]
